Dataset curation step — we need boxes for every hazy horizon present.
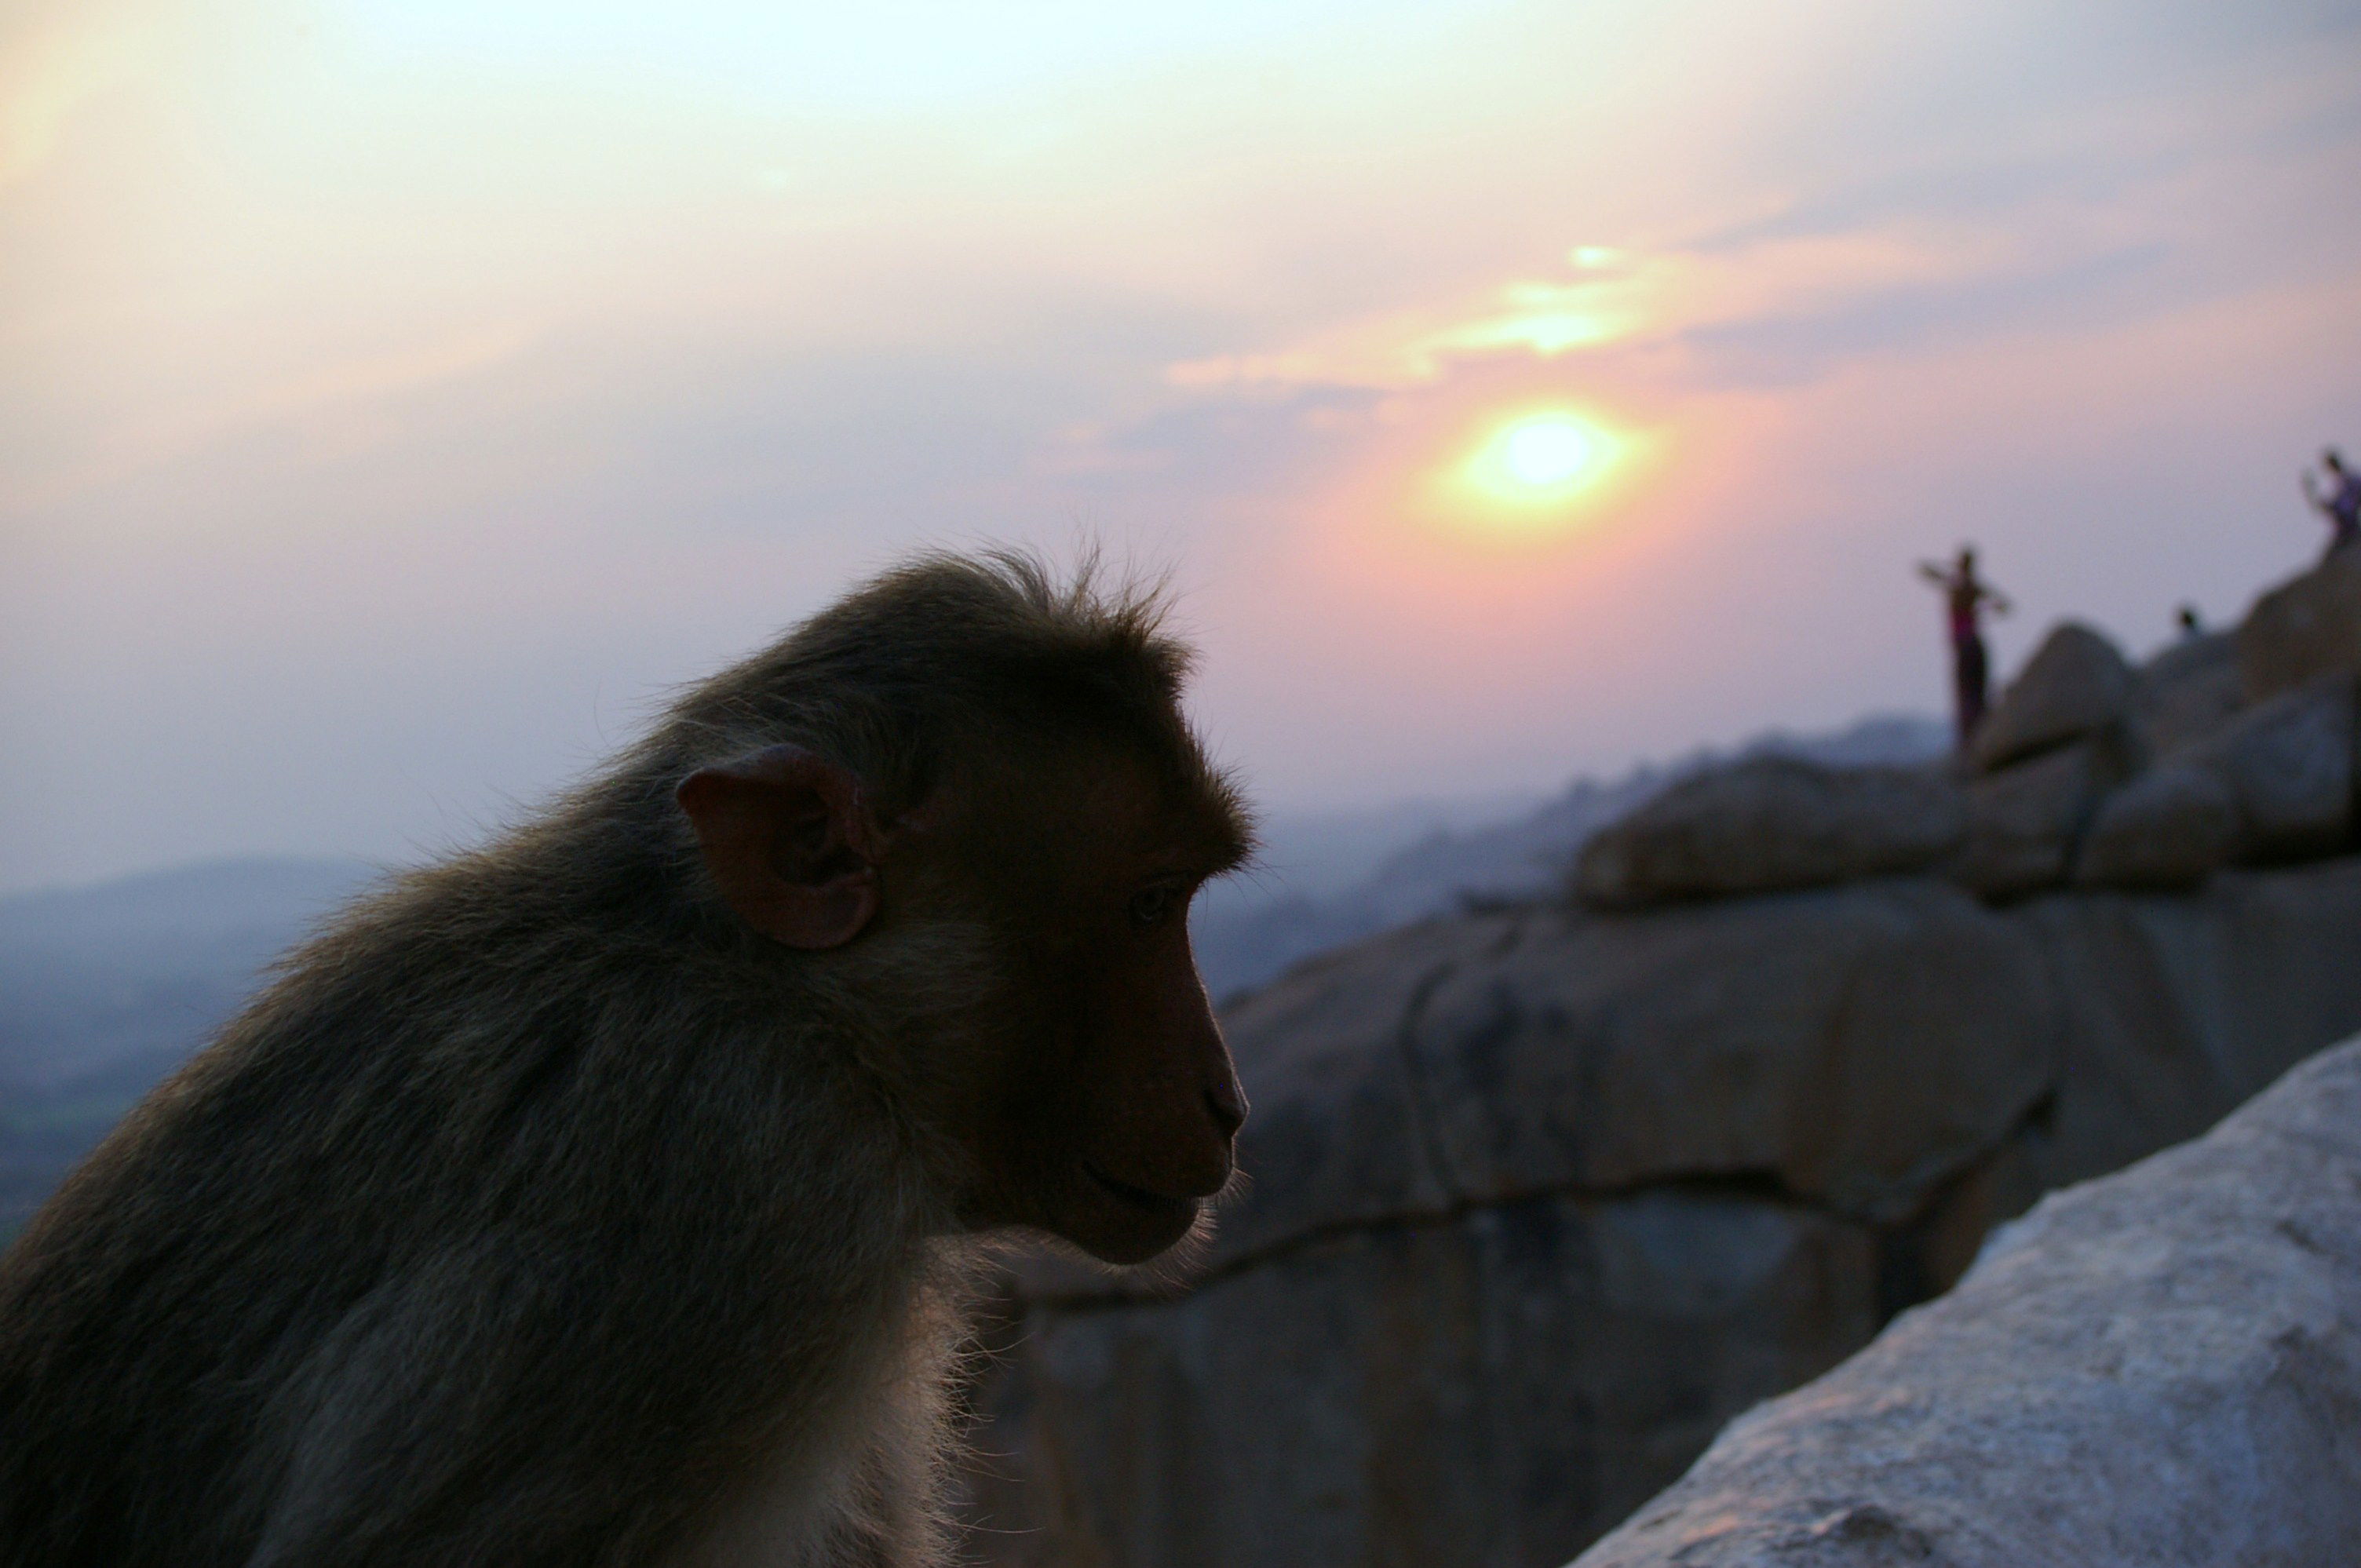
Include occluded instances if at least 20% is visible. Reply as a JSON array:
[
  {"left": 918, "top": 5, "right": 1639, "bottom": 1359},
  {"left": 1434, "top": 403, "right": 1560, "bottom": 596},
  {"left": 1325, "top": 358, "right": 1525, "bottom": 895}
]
[{"left": 5, "top": 0, "right": 2358, "bottom": 893}]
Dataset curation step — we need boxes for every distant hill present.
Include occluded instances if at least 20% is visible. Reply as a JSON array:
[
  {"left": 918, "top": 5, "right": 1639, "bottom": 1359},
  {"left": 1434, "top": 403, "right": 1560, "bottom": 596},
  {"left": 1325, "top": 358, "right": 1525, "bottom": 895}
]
[{"left": 0, "top": 857, "right": 379, "bottom": 1234}]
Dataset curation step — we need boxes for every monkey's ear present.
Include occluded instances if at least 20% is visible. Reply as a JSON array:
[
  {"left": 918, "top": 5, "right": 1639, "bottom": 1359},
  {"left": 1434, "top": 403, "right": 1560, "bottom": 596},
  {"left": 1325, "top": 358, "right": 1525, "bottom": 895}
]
[{"left": 675, "top": 746, "right": 885, "bottom": 950}]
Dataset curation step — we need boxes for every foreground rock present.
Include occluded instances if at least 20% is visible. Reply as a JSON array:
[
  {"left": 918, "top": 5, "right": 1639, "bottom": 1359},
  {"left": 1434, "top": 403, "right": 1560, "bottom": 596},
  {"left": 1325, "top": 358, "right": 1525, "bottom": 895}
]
[
  {"left": 955, "top": 856, "right": 2361, "bottom": 1568},
  {"left": 1571, "top": 1033, "right": 2361, "bottom": 1568},
  {"left": 1573, "top": 760, "right": 1963, "bottom": 908}
]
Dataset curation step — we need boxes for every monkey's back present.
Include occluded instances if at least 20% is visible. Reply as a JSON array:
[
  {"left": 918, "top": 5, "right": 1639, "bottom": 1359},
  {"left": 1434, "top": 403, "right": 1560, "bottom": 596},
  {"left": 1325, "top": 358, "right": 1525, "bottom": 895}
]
[
  {"left": 0, "top": 851, "right": 888, "bottom": 1568},
  {"left": 0, "top": 875, "right": 546, "bottom": 1563}
]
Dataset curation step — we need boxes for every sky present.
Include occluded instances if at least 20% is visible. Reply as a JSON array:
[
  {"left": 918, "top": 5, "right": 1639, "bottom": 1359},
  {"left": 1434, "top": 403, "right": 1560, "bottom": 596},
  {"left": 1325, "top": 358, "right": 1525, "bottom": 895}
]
[{"left": 3, "top": 0, "right": 2359, "bottom": 892}]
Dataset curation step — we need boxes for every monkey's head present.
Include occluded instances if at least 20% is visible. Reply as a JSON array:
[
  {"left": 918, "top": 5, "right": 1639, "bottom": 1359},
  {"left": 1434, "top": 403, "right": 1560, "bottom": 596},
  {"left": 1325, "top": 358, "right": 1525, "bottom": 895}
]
[{"left": 670, "top": 554, "right": 1253, "bottom": 1267}]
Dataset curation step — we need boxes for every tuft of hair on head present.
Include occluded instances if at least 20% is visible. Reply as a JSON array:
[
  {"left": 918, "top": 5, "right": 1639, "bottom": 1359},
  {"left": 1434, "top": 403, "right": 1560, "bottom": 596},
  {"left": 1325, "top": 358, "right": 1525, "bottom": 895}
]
[{"left": 665, "top": 545, "right": 1254, "bottom": 866}]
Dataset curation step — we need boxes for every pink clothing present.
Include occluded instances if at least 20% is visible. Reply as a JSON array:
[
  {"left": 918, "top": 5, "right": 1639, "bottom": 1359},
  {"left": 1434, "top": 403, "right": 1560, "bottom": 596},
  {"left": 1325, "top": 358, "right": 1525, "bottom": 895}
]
[{"left": 1947, "top": 587, "right": 1980, "bottom": 642}]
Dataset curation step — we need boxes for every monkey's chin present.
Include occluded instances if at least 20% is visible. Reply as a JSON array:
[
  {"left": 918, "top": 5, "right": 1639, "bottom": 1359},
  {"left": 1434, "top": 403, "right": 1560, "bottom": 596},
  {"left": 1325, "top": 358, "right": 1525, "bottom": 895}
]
[
  {"left": 1068, "top": 1208, "right": 1202, "bottom": 1267},
  {"left": 1064, "top": 1165, "right": 1206, "bottom": 1265}
]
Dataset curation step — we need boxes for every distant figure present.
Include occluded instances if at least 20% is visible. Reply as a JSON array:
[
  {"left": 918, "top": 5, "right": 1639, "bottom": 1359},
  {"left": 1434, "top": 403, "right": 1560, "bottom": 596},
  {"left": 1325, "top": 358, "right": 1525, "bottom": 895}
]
[
  {"left": 2302, "top": 447, "right": 2360, "bottom": 555},
  {"left": 2177, "top": 603, "right": 2204, "bottom": 639},
  {"left": 1918, "top": 545, "right": 2011, "bottom": 748}
]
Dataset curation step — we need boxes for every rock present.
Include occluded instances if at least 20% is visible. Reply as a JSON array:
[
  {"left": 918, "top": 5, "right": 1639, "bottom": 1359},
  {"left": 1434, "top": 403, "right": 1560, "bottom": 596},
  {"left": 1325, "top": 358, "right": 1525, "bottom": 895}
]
[
  {"left": 1970, "top": 623, "right": 2132, "bottom": 771},
  {"left": 2186, "top": 676, "right": 2356, "bottom": 861},
  {"left": 2238, "top": 547, "right": 2361, "bottom": 702},
  {"left": 2071, "top": 764, "right": 2239, "bottom": 889},
  {"left": 957, "top": 858, "right": 2361, "bottom": 1568},
  {"left": 1569, "top": 1034, "right": 2361, "bottom": 1568},
  {"left": 1572, "top": 758, "right": 1965, "bottom": 910},
  {"left": 1947, "top": 739, "right": 2122, "bottom": 899},
  {"left": 2129, "top": 630, "right": 2243, "bottom": 758}
]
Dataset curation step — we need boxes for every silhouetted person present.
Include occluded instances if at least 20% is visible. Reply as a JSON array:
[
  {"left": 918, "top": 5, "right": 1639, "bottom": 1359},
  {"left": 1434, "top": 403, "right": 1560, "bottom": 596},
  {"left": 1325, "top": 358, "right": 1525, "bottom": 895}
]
[
  {"left": 2303, "top": 447, "right": 2360, "bottom": 555},
  {"left": 2177, "top": 604, "right": 2204, "bottom": 638},
  {"left": 1919, "top": 545, "right": 2010, "bottom": 748}
]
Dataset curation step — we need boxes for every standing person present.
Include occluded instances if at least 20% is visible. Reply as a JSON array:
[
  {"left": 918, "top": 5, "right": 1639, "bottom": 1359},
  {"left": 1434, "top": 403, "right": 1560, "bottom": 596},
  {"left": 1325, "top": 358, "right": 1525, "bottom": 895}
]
[
  {"left": 1918, "top": 545, "right": 2011, "bottom": 749},
  {"left": 2302, "top": 447, "right": 2360, "bottom": 555}
]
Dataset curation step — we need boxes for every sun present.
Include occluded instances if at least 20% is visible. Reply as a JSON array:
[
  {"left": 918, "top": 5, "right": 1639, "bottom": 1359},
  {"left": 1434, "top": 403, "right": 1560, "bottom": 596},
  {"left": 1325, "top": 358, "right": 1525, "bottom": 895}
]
[
  {"left": 1503, "top": 418, "right": 1594, "bottom": 486},
  {"left": 1404, "top": 406, "right": 1653, "bottom": 549},
  {"left": 1462, "top": 411, "right": 1622, "bottom": 506}
]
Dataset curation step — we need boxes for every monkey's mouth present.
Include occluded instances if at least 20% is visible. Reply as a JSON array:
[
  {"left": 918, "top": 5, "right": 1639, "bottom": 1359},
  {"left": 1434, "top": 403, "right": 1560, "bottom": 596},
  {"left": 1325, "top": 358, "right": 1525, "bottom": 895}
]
[{"left": 1082, "top": 1162, "right": 1199, "bottom": 1220}]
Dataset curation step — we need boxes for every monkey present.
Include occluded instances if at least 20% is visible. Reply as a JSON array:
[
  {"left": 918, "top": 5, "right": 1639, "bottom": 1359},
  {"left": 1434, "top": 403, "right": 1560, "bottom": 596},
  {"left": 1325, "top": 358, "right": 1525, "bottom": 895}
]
[{"left": 0, "top": 549, "right": 1253, "bottom": 1568}]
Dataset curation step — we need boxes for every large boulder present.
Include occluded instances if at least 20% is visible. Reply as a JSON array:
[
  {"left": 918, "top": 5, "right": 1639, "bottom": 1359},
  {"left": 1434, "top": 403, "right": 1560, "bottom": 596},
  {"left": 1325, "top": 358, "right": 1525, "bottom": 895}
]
[
  {"left": 2184, "top": 676, "right": 2356, "bottom": 861},
  {"left": 1569, "top": 1034, "right": 2361, "bottom": 1568},
  {"left": 1571, "top": 759, "right": 1963, "bottom": 910},
  {"left": 957, "top": 859, "right": 2361, "bottom": 1568},
  {"left": 2071, "top": 764, "right": 2239, "bottom": 889},
  {"left": 2129, "top": 630, "right": 2243, "bottom": 758},
  {"left": 1400, "top": 882, "right": 2049, "bottom": 1227},
  {"left": 2238, "top": 546, "right": 2361, "bottom": 702},
  {"left": 1947, "top": 738, "right": 2122, "bottom": 899},
  {"left": 1969, "top": 622, "right": 2132, "bottom": 771}
]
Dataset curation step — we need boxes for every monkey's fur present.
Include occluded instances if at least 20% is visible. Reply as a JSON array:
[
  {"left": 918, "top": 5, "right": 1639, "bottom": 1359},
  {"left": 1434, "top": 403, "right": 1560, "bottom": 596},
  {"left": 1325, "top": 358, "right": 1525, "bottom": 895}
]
[{"left": 0, "top": 552, "right": 1253, "bottom": 1567}]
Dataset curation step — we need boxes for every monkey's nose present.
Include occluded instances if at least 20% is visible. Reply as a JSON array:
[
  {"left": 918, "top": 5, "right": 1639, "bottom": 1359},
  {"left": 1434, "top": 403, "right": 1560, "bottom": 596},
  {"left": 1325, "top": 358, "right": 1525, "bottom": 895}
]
[{"left": 1204, "top": 1081, "right": 1246, "bottom": 1140}]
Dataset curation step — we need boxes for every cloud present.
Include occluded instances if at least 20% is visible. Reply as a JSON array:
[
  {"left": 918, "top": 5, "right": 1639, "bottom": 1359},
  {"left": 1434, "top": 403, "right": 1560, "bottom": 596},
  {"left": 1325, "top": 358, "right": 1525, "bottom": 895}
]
[{"left": 1168, "top": 216, "right": 2147, "bottom": 399}]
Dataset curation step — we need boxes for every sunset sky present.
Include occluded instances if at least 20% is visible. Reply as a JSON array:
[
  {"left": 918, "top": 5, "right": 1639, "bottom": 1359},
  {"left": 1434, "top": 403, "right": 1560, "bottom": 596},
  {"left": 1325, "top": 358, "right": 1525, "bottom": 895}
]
[{"left": 4, "top": 0, "right": 2359, "bottom": 891}]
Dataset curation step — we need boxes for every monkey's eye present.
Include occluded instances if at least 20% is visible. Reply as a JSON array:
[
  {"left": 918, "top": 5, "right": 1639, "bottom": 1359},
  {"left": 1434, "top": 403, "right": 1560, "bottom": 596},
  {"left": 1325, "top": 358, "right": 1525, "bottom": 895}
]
[{"left": 1127, "top": 883, "right": 1184, "bottom": 928}]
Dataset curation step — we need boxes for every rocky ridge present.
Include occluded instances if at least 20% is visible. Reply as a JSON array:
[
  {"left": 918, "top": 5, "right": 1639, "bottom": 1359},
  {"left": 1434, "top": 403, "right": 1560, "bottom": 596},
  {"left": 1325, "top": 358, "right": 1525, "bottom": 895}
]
[{"left": 1576, "top": 549, "right": 2361, "bottom": 909}]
